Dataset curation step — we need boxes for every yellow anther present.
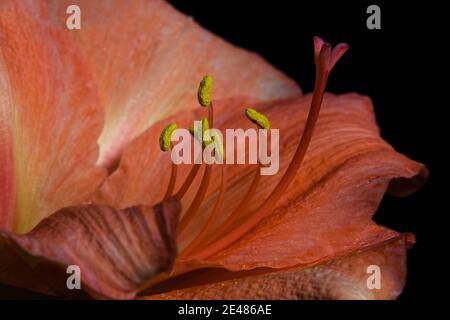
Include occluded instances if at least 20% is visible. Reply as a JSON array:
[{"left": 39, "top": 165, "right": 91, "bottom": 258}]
[
  {"left": 245, "top": 108, "right": 270, "bottom": 129},
  {"left": 159, "top": 123, "right": 177, "bottom": 152},
  {"left": 198, "top": 75, "right": 213, "bottom": 107}
]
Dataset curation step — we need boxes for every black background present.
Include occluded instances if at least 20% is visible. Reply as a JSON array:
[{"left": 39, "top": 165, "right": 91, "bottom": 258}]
[{"left": 0, "top": 0, "right": 438, "bottom": 302}]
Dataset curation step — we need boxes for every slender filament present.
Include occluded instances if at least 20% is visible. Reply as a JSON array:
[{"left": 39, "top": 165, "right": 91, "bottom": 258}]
[
  {"left": 175, "top": 163, "right": 201, "bottom": 200},
  {"left": 164, "top": 161, "right": 177, "bottom": 200},
  {"left": 180, "top": 164, "right": 227, "bottom": 258},
  {"left": 163, "top": 144, "right": 177, "bottom": 200}
]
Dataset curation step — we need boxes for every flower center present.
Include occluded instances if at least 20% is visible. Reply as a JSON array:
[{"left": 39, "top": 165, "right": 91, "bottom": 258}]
[{"left": 158, "top": 37, "right": 348, "bottom": 260}]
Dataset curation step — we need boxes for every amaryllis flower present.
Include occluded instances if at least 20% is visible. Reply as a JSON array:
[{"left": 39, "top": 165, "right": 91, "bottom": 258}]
[{"left": 0, "top": 0, "right": 427, "bottom": 300}]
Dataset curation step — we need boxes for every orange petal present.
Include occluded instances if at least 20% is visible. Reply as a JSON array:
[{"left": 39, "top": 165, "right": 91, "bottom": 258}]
[
  {"left": 0, "top": 2, "right": 106, "bottom": 233},
  {"left": 143, "top": 234, "right": 413, "bottom": 299},
  {"left": 44, "top": 0, "right": 301, "bottom": 170},
  {"left": 1, "top": 198, "right": 180, "bottom": 299},
  {"left": 94, "top": 93, "right": 427, "bottom": 282}
]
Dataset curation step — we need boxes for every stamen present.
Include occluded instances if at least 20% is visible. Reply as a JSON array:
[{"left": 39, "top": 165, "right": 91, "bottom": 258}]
[
  {"left": 177, "top": 75, "right": 216, "bottom": 235},
  {"left": 177, "top": 114, "right": 220, "bottom": 236},
  {"left": 180, "top": 112, "right": 227, "bottom": 250},
  {"left": 191, "top": 37, "right": 349, "bottom": 260}
]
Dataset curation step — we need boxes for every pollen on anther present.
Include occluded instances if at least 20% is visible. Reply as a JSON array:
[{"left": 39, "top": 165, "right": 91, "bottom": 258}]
[
  {"left": 245, "top": 108, "right": 270, "bottom": 129},
  {"left": 159, "top": 123, "right": 177, "bottom": 152},
  {"left": 198, "top": 75, "right": 213, "bottom": 107}
]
